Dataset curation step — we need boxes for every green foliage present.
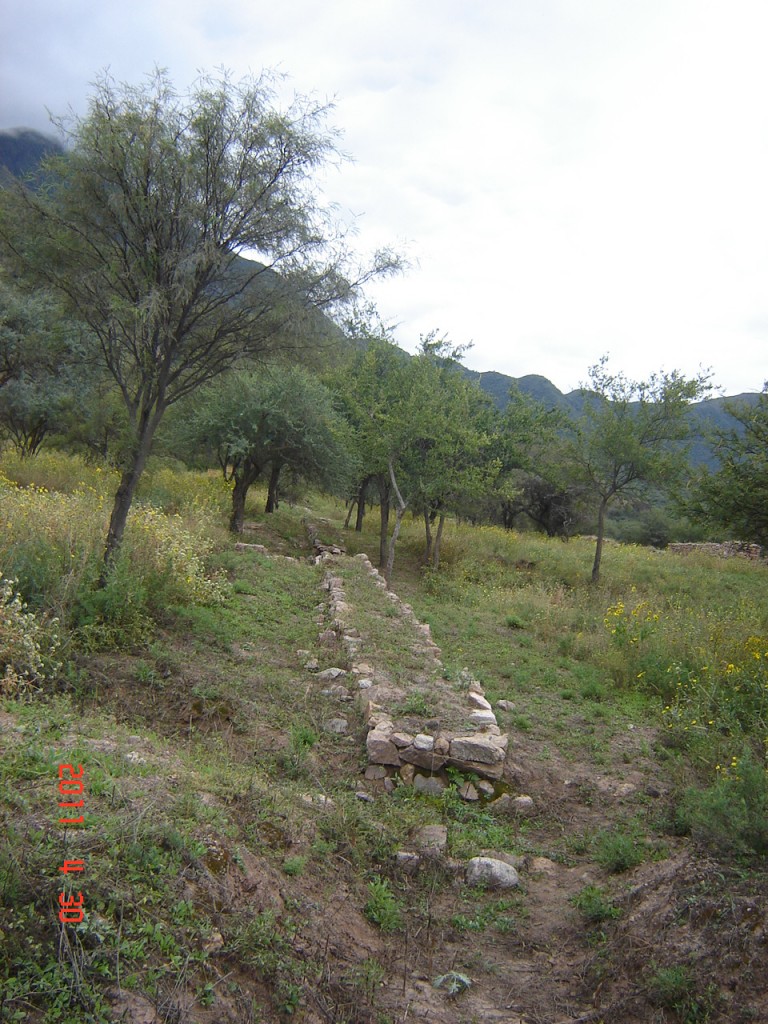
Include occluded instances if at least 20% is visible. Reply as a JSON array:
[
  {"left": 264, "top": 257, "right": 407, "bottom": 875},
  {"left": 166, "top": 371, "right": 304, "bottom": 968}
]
[
  {"left": 570, "top": 885, "right": 622, "bottom": 923},
  {"left": 0, "top": 575, "right": 61, "bottom": 693},
  {"left": 363, "top": 877, "right": 403, "bottom": 932},
  {"left": 565, "top": 357, "right": 712, "bottom": 580},
  {"left": 684, "top": 385, "right": 768, "bottom": 546},
  {"left": 678, "top": 751, "right": 768, "bottom": 858},
  {"left": 646, "top": 964, "right": 716, "bottom": 1022},
  {"left": 592, "top": 824, "right": 648, "bottom": 873}
]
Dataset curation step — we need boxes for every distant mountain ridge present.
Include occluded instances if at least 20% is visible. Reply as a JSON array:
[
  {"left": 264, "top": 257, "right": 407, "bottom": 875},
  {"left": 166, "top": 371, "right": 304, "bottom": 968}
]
[
  {"left": 465, "top": 368, "right": 761, "bottom": 468},
  {"left": 0, "top": 127, "right": 65, "bottom": 184}
]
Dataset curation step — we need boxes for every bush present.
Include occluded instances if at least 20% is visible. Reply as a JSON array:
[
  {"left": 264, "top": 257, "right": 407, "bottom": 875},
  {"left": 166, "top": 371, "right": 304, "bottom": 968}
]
[
  {"left": 363, "top": 877, "right": 403, "bottom": 932},
  {"left": 678, "top": 752, "right": 768, "bottom": 858},
  {"left": 570, "top": 885, "right": 622, "bottom": 923},
  {"left": 0, "top": 577, "right": 60, "bottom": 694}
]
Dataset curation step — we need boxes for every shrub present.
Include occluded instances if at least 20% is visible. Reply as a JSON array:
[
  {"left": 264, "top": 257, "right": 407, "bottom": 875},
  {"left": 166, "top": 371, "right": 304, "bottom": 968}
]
[
  {"left": 678, "top": 751, "right": 768, "bottom": 858},
  {"left": 364, "top": 877, "right": 403, "bottom": 932},
  {"left": 0, "top": 577, "right": 61, "bottom": 694},
  {"left": 570, "top": 885, "right": 621, "bottom": 923}
]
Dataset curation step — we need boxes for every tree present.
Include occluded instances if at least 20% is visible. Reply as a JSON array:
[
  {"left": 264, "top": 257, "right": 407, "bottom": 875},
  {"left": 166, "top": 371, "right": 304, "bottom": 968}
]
[
  {"left": 0, "top": 276, "right": 91, "bottom": 456},
  {"left": 177, "top": 365, "right": 356, "bottom": 533},
  {"left": 566, "top": 357, "right": 711, "bottom": 582},
  {"left": 0, "top": 68, "right": 398, "bottom": 567},
  {"left": 683, "top": 386, "right": 768, "bottom": 546}
]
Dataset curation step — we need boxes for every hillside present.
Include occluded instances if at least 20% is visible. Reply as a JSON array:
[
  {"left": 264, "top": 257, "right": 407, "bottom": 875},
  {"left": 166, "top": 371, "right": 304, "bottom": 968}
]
[
  {"left": 464, "top": 367, "right": 761, "bottom": 469},
  {"left": 0, "top": 127, "right": 65, "bottom": 184},
  {"left": 1, "top": 452, "right": 767, "bottom": 1023}
]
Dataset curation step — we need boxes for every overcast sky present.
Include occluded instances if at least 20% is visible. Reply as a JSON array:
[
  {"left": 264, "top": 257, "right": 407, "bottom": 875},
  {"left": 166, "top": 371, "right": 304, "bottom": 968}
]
[{"left": 2, "top": 0, "right": 767, "bottom": 396}]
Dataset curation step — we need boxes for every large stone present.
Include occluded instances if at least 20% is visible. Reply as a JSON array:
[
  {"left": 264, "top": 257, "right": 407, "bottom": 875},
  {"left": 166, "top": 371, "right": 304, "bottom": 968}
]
[
  {"left": 399, "top": 745, "right": 447, "bottom": 771},
  {"left": 413, "top": 774, "right": 446, "bottom": 796},
  {"left": 469, "top": 710, "right": 498, "bottom": 728},
  {"left": 412, "top": 824, "right": 448, "bottom": 853},
  {"left": 465, "top": 857, "right": 520, "bottom": 889},
  {"left": 412, "top": 733, "right": 435, "bottom": 752},
  {"left": 317, "top": 667, "right": 347, "bottom": 681},
  {"left": 447, "top": 756, "right": 504, "bottom": 781},
  {"left": 390, "top": 732, "right": 415, "bottom": 749},
  {"left": 468, "top": 692, "right": 493, "bottom": 711},
  {"left": 324, "top": 718, "right": 348, "bottom": 735},
  {"left": 458, "top": 781, "right": 479, "bottom": 801},
  {"left": 366, "top": 731, "right": 401, "bottom": 766},
  {"left": 449, "top": 735, "right": 506, "bottom": 765}
]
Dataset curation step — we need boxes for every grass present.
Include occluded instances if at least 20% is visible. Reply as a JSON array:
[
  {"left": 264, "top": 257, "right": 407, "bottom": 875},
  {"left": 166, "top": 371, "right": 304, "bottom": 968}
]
[{"left": 1, "top": 452, "right": 767, "bottom": 1021}]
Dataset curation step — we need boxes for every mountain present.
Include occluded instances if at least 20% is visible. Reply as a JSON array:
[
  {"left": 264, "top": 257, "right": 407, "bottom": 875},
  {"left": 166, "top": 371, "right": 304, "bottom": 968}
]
[
  {"left": 465, "top": 368, "right": 761, "bottom": 468},
  {"left": 0, "top": 128, "right": 65, "bottom": 184}
]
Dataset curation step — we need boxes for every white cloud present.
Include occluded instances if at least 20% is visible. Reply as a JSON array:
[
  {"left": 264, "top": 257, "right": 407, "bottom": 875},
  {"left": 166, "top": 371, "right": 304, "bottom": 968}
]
[{"left": 2, "top": 0, "right": 767, "bottom": 394}]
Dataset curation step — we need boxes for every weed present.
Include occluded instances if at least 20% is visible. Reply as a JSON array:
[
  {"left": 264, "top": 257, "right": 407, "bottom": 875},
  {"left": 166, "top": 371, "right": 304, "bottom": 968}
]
[
  {"left": 363, "top": 877, "right": 403, "bottom": 932},
  {"left": 570, "top": 885, "right": 622, "bottom": 923},
  {"left": 593, "top": 825, "right": 647, "bottom": 873},
  {"left": 647, "top": 964, "right": 717, "bottom": 1022},
  {"left": 282, "top": 855, "right": 307, "bottom": 877}
]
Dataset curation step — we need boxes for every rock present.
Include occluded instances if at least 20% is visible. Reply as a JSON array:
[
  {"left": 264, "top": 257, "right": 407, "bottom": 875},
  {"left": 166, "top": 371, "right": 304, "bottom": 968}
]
[
  {"left": 368, "top": 714, "right": 394, "bottom": 735},
  {"left": 465, "top": 857, "right": 520, "bottom": 889},
  {"left": 395, "top": 851, "right": 421, "bottom": 873},
  {"left": 449, "top": 735, "right": 506, "bottom": 766},
  {"left": 458, "top": 781, "right": 479, "bottom": 801},
  {"left": 323, "top": 718, "right": 348, "bottom": 735},
  {"left": 413, "top": 774, "right": 446, "bottom": 797},
  {"left": 412, "top": 824, "right": 448, "bottom": 853},
  {"left": 399, "top": 745, "right": 448, "bottom": 771},
  {"left": 234, "top": 542, "right": 268, "bottom": 553},
  {"left": 317, "top": 667, "right": 347, "bottom": 681},
  {"left": 320, "top": 684, "right": 349, "bottom": 697},
  {"left": 434, "top": 736, "right": 450, "bottom": 755},
  {"left": 497, "top": 699, "right": 515, "bottom": 711},
  {"left": 304, "top": 658, "right": 320, "bottom": 671},
  {"left": 357, "top": 678, "right": 374, "bottom": 689},
  {"left": 412, "top": 733, "right": 435, "bottom": 752},
  {"left": 355, "top": 791, "right": 375, "bottom": 802},
  {"left": 476, "top": 780, "right": 495, "bottom": 798},
  {"left": 512, "top": 795, "right": 535, "bottom": 815},
  {"left": 364, "top": 765, "right": 389, "bottom": 780},
  {"left": 366, "top": 731, "right": 401, "bottom": 766},
  {"left": 353, "top": 662, "right": 374, "bottom": 676},
  {"left": 469, "top": 710, "right": 498, "bottom": 728},
  {"left": 468, "top": 692, "right": 493, "bottom": 711},
  {"left": 399, "top": 764, "right": 416, "bottom": 784},
  {"left": 318, "top": 630, "right": 337, "bottom": 646},
  {"left": 390, "top": 732, "right": 414, "bottom": 749}
]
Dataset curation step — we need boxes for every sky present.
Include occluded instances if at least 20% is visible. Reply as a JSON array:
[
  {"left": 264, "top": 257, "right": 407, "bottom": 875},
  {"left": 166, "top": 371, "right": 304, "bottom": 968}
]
[{"left": 2, "top": 0, "right": 767, "bottom": 397}]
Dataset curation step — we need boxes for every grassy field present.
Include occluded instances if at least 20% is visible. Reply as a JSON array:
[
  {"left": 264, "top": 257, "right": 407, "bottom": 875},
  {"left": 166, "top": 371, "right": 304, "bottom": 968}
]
[{"left": 1, "top": 451, "right": 767, "bottom": 1023}]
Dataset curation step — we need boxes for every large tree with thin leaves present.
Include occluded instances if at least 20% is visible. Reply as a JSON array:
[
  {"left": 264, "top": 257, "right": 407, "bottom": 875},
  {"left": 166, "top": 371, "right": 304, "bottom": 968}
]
[
  {"left": 0, "top": 68, "right": 398, "bottom": 568},
  {"left": 683, "top": 385, "right": 768, "bottom": 547},
  {"left": 566, "top": 357, "right": 711, "bottom": 582}
]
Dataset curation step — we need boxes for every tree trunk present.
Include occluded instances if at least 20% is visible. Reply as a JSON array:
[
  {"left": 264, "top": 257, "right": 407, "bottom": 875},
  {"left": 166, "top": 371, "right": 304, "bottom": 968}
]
[
  {"left": 378, "top": 475, "right": 391, "bottom": 569},
  {"left": 384, "top": 459, "right": 408, "bottom": 585},
  {"left": 591, "top": 498, "right": 609, "bottom": 583},
  {"left": 423, "top": 508, "right": 433, "bottom": 564},
  {"left": 344, "top": 498, "right": 356, "bottom": 529},
  {"left": 265, "top": 463, "right": 281, "bottom": 513},
  {"left": 432, "top": 513, "right": 446, "bottom": 570},
  {"left": 102, "top": 422, "right": 156, "bottom": 573},
  {"left": 355, "top": 476, "right": 370, "bottom": 532},
  {"left": 384, "top": 504, "right": 406, "bottom": 584},
  {"left": 229, "top": 461, "right": 261, "bottom": 533}
]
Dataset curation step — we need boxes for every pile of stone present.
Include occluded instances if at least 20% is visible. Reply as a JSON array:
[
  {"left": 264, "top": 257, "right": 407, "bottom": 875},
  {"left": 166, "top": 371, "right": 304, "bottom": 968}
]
[
  {"left": 668, "top": 541, "right": 763, "bottom": 561},
  {"left": 363, "top": 676, "right": 509, "bottom": 786}
]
